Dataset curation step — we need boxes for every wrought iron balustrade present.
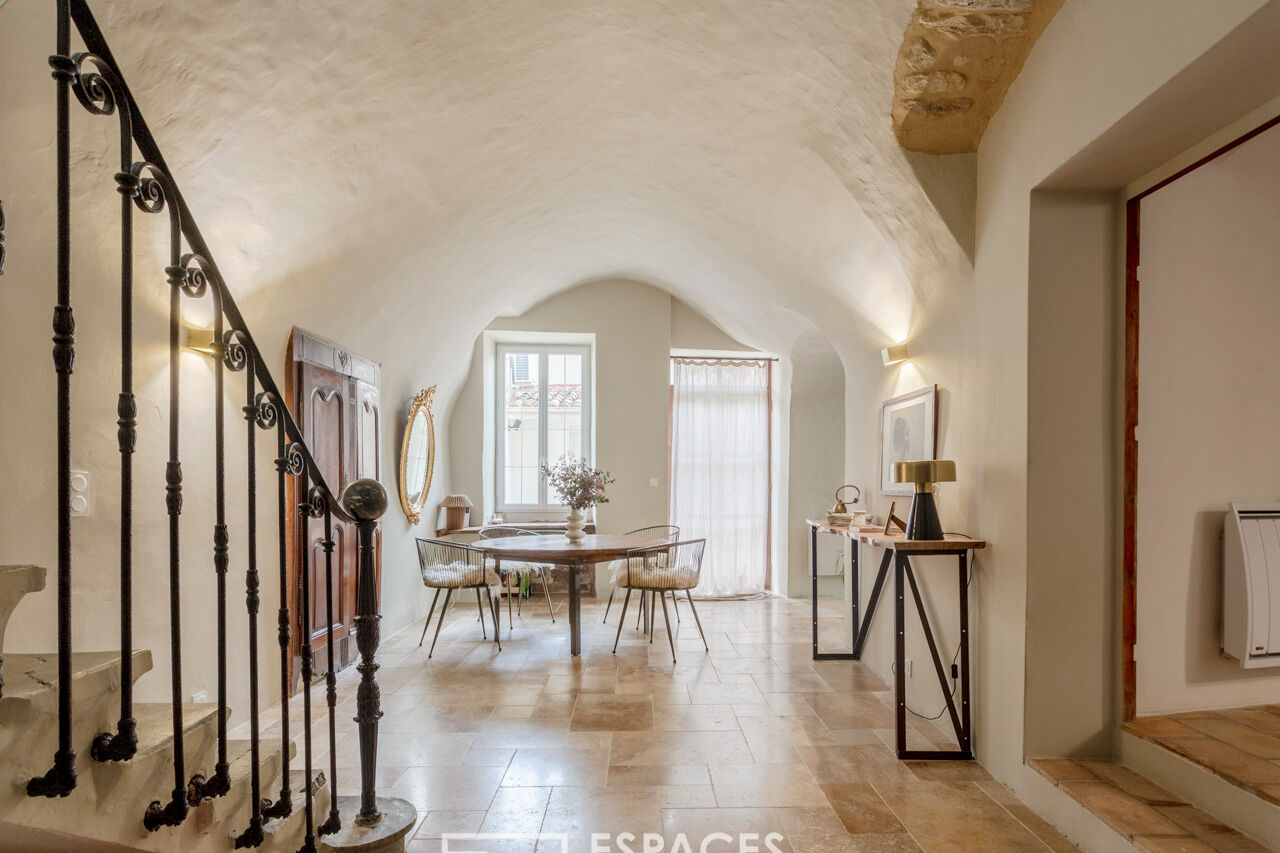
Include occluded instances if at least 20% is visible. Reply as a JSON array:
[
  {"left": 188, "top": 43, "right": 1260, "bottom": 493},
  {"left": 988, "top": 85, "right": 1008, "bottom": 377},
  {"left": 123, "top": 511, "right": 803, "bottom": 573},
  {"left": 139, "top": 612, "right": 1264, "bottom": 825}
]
[{"left": 24, "top": 1, "right": 394, "bottom": 849}]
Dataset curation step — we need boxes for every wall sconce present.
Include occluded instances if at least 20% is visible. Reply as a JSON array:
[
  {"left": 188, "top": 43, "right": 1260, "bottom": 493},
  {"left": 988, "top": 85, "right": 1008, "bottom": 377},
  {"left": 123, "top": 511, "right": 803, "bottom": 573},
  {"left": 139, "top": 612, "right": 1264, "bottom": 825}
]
[
  {"left": 881, "top": 343, "right": 909, "bottom": 366},
  {"left": 179, "top": 326, "right": 220, "bottom": 359}
]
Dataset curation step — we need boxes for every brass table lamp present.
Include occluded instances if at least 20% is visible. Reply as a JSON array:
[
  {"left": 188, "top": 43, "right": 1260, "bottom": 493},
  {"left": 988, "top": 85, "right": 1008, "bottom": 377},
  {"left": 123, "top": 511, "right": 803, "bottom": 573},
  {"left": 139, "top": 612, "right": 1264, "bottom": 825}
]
[{"left": 891, "top": 460, "right": 956, "bottom": 540}]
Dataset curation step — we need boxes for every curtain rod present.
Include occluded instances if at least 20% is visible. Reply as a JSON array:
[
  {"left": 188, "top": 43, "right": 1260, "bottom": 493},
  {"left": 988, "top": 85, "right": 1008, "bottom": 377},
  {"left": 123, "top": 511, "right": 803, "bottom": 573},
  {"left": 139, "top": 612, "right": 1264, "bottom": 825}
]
[{"left": 671, "top": 356, "right": 778, "bottom": 365}]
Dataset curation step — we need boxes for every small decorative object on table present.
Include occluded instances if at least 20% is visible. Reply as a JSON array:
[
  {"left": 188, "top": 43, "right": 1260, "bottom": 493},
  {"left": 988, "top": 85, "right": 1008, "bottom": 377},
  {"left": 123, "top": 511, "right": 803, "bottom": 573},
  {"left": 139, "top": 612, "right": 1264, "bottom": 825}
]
[
  {"left": 826, "top": 484, "right": 861, "bottom": 528},
  {"left": 891, "top": 459, "right": 956, "bottom": 540},
  {"left": 542, "top": 455, "right": 615, "bottom": 543},
  {"left": 436, "top": 494, "right": 474, "bottom": 532}
]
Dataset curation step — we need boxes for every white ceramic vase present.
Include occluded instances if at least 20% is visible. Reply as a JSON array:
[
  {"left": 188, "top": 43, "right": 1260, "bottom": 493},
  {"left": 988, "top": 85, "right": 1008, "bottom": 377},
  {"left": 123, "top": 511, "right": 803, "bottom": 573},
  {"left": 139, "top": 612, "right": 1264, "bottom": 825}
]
[{"left": 566, "top": 507, "right": 587, "bottom": 543}]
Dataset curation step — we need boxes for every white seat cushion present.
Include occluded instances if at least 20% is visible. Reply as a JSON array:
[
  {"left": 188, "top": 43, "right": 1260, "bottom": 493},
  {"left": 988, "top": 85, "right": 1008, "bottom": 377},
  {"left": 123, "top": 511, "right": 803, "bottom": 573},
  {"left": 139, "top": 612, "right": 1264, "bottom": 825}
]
[
  {"left": 616, "top": 552, "right": 693, "bottom": 590},
  {"left": 421, "top": 560, "right": 500, "bottom": 589},
  {"left": 488, "top": 559, "right": 550, "bottom": 578}
]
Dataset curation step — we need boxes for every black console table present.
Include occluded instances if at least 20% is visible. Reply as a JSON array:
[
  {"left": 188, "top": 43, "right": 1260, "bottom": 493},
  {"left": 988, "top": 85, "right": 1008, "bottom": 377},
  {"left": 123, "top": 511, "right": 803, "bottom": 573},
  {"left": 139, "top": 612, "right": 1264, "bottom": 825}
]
[{"left": 806, "top": 519, "right": 985, "bottom": 760}]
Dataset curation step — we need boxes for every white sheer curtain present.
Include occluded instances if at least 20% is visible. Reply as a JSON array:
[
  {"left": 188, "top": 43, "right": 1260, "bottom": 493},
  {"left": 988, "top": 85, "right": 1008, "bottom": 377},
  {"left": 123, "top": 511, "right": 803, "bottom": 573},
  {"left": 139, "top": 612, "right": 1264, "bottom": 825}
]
[{"left": 670, "top": 359, "right": 770, "bottom": 597}]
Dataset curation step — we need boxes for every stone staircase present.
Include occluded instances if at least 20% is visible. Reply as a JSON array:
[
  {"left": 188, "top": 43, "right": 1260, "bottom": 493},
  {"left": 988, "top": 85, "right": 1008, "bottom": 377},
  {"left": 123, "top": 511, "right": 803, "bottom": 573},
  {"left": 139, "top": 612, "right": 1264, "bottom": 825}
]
[{"left": 0, "top": 565, "right": 330, "bottom": 852}]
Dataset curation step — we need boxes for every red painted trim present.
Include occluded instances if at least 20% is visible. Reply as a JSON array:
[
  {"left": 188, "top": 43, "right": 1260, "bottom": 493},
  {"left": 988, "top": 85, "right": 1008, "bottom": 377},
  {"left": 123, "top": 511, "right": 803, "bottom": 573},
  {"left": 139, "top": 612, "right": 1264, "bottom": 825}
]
[
  {"left": 1122, "top": 198, "right": 1140, "bottom": 723},
  {"left": 1131, "top": 114, "right": 1280, "bottom": 202}
]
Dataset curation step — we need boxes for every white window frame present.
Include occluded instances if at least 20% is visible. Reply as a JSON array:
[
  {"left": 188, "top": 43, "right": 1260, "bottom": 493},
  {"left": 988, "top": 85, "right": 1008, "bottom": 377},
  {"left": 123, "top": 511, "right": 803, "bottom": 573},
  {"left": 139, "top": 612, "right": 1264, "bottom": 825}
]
[{"left": 495, "top": 342, "right": 593, "bottom": 512}]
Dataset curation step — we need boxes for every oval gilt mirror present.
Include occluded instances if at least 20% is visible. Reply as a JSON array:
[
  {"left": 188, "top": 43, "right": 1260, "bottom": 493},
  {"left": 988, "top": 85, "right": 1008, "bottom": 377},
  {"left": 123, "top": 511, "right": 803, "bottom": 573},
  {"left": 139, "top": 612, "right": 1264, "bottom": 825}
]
[{"left": 399, "top": 386, "right": 436, "bottom": 524}]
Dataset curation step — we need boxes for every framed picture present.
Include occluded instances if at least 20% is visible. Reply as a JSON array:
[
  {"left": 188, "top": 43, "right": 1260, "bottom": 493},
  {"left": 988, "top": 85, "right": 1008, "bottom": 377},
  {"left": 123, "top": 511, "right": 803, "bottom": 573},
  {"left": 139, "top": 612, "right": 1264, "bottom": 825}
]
[{"left": 879, "top": 385, "right": 938, "bottom": 496}]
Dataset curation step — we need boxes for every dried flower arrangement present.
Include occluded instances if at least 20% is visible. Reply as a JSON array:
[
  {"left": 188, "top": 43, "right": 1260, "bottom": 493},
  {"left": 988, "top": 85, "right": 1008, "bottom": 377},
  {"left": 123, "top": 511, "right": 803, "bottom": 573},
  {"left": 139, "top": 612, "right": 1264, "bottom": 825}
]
[{"left": 542, "top": 455, "right": 615, "bottom": 510}]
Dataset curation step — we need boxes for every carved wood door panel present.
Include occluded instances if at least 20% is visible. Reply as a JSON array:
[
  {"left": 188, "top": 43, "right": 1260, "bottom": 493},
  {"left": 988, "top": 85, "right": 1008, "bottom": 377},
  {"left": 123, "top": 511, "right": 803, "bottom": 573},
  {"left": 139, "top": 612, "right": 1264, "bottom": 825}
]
[{"left": 286, "top": 328, "right": 381, "bottom": 689}]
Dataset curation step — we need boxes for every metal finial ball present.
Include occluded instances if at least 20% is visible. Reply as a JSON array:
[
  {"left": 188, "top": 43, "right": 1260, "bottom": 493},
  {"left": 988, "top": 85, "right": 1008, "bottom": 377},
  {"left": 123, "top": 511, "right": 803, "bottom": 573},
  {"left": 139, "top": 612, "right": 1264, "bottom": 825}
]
[{"left": 341, "top": 478, "right": 388, "bottom": 521}]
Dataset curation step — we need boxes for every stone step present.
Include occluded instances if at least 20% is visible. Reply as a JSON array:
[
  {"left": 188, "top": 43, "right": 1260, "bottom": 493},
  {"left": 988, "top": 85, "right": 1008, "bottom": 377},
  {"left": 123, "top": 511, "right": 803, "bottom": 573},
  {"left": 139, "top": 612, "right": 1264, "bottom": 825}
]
[
  {"left": 0, "top": 565, "right": 46, "bottom": 658},
  {"left": 0, "top": 649, "right": 152, "bottom": 708},
  {"left": 87, "top": 702, "right": 226, "bottom": 811},
  {"left": 1030, "top": 757, "right": 1275, "bottom": 851},
  {"left": 133, "top": 701, "right": 225, "bottom": 759},
  {"left": 0, "top": 649, "right": 153, "bottom": 774},
  {"left": 319, "top": 795, "right": 416, "bottom": 853},
  {"left": 253, "top": 769, "right": 332, "bottom": 850},
  {"left": 1120, "top": 727, "right": 1280, "bottom": 851},
  {"left": 201, "top": 737, "right": 289, "bottom": 824}
]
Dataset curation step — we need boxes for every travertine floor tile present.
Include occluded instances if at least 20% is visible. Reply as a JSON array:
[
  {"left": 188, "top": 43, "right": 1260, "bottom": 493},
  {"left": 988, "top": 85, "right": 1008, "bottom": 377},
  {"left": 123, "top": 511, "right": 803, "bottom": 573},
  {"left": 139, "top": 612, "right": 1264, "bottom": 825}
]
[
  {"left": 819, "top": 782, "right": 906, "bottom": 834},
  {"left": 502, "top": 747, "right": 609, "bottom": 787},
  {"left": 708, "top": 762, "right": 826, "bottom": 808},
  {"left": 568, "top": 694, "right": 653, "bottom": 732}
]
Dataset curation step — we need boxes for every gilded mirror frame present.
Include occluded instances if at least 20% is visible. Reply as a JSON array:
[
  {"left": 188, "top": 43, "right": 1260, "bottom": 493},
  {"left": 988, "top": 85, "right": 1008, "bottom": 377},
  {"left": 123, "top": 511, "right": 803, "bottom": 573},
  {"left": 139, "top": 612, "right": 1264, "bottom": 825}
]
[{"left": 399, "top": 385, "right": 437, "bottom": 524}]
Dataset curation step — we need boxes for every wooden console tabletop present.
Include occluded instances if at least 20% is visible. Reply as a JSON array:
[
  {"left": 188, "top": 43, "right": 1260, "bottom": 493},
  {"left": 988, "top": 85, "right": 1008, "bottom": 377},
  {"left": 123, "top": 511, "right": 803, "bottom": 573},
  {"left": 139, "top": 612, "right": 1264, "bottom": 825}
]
[{"left": 805, "top": 518, "right": 985, "bottom": 552}]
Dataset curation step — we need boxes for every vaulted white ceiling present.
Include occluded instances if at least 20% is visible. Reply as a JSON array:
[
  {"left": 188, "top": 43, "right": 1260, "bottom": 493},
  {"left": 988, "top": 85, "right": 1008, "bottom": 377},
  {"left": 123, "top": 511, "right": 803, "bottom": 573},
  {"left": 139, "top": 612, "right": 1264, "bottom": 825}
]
[{"left": 15, "top": 0, "right": 976, "bottom": 363}]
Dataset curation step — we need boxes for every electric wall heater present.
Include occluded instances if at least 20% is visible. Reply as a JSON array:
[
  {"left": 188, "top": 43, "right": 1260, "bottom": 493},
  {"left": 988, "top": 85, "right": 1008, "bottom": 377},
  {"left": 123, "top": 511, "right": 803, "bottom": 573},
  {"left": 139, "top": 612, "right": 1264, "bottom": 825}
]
[{"left": 1223, "top": 503, "right": 1280, "bottom": 668}]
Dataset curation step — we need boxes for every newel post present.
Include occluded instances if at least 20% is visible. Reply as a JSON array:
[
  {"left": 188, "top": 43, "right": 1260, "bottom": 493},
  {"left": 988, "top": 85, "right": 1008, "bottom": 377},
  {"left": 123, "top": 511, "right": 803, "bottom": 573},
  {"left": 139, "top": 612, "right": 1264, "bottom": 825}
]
[
  {"left": 339, "top": 478, "right": 388, "bottom": 826},
  {"left": 324, "top": 478, "right": 414, "bottom": 850}
]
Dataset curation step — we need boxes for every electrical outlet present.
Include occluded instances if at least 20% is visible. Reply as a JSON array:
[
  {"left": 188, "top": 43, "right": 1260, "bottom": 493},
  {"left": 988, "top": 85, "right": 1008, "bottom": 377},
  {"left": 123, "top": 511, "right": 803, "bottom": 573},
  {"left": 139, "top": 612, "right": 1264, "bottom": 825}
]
[
  {"left": 648, "top": 477, "right": 659, "bottom": 487},
  {"left": 70, "top": 470, "right": 90, "bottom": 517},
  {"left": 191, "top": 690, "right": 208, "bottom": 703}
]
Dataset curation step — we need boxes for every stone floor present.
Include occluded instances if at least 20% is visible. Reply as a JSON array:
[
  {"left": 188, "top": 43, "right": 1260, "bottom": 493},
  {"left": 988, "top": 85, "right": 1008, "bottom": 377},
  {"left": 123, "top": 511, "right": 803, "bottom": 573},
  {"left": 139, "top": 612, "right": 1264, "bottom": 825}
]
[
  {"left": 1124, "top": 707, "right": 1280, "bottom": 807},
  {"left": 251, "top": 593, "right": 1077, "bottom": 852}
]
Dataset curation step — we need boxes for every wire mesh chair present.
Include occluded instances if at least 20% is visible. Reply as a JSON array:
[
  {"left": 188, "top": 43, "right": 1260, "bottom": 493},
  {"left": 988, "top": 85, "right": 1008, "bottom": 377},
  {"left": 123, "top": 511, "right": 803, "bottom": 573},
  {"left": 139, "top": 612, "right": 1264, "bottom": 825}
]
[
  {"left": 478, "top": 526, "right": 556, "bottom": 626},
  {"left": 611, "top": 539, "right": 708, "bottom": 663},
  {"left": 415, "top": 538, "right": 502, "bottom": 658},
  {"left": 602, "top": 525, "right": 679, "bottom": 625}
]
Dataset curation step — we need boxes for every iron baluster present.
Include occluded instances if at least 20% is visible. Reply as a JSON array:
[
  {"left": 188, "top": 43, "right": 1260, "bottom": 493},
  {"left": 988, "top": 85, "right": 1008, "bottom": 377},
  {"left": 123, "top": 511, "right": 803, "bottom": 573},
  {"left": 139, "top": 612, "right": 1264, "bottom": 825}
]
[
  {"left": 317, "top": 502, "right": 341, "bottom": 837},
  {"left": 55, "top": 46, "right": 144, "bottom": 765},
  {"left": 298, "top": 470, "right": 318, "bottom": 853},
  {"left": 263, "top": 430, "right": 302, "bottom": 822},
  {"left": 142, "top": 167, "right": 198, "bottom": 832},
  {"left": 342, "top": 479, "right": 388, "bottom": 826},
  {"left": 230, "top": 343, "right": 265, "bottom": 848},
  {"left": 189, "top": 280, "right": 231, "bottom": 803},
  {"left": 27, "top": 0, "right": 78, "bottom": 801}
]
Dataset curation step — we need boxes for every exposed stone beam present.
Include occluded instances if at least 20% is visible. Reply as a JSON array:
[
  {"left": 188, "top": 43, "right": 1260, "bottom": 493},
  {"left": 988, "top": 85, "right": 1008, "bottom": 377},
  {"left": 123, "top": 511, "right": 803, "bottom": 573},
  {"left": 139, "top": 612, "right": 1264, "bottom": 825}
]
[{"left": 892, "top": 0, "right": 1065, "bottom": 154}]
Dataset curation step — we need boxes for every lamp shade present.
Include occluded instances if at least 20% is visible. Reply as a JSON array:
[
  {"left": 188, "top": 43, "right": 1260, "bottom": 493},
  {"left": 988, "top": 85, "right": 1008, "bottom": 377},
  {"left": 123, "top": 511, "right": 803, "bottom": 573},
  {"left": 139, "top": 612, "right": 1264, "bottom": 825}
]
[
  {"left": 892, "top": 460, "right": 955, "bottom": 488},
  {"left": 440, "top": 494, "right": 474, "bottom": 531}
]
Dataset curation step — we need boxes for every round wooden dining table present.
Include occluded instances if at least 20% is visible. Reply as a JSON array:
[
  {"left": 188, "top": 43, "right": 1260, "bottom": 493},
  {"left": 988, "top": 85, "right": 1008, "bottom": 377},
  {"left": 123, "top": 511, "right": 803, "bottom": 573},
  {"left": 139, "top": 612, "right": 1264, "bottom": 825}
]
[{"left": 472, "top": 533, "right": 669, "bottom": 655}]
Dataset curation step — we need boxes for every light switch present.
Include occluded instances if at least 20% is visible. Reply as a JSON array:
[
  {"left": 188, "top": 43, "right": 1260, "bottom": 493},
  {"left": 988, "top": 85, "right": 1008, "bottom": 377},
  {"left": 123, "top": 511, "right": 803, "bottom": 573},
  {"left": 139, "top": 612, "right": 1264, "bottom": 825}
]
[
  {"left": 648, "top": 478, "right": 659, "bottom": 488},
  {"left": 70, "top": 469, "right": 90, "bottom": 517}
]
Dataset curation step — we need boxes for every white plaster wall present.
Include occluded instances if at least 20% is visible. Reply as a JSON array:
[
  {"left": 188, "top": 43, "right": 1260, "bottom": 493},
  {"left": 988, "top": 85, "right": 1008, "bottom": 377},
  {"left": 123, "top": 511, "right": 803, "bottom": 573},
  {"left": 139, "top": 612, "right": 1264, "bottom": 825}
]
[
  {"left": 787, "top": 331, "right": 846, "bottom": 601},
  {"left": 1135, "top": 125, "right": 1280, "bottom": 714}
]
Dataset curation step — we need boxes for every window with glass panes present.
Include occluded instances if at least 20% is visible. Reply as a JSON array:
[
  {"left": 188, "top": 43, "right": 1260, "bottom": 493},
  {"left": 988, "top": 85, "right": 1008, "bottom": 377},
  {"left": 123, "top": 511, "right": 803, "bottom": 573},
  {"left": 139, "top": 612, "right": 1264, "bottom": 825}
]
[{"left": 496, "top": 344, "right": 591, "bottom": 509}]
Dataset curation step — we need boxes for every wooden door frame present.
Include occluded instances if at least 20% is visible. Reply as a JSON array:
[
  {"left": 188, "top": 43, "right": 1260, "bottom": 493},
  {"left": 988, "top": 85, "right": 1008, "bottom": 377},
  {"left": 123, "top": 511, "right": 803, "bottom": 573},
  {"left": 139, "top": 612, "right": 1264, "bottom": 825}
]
[
  {"left": 284, "top": 326, "right": 382, "bottom": 692},
  {"left": 1121, "top": 114, "right": 1280, "bottom": 721}
]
